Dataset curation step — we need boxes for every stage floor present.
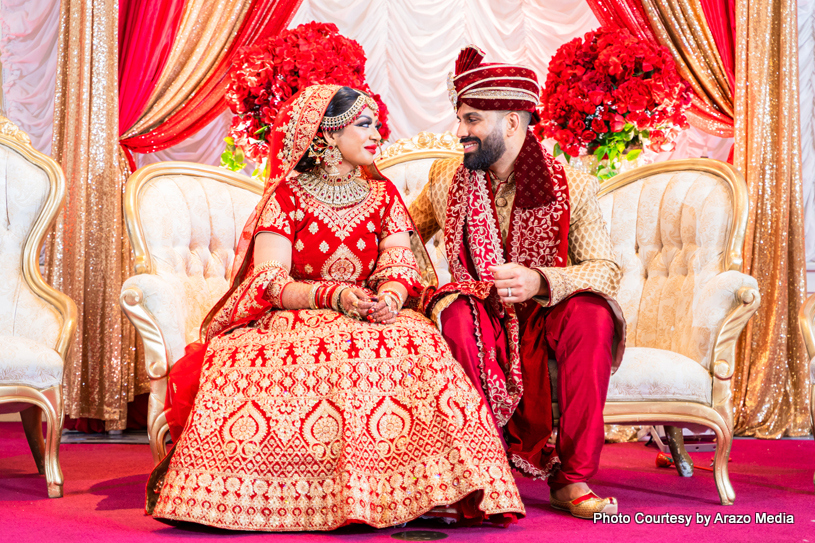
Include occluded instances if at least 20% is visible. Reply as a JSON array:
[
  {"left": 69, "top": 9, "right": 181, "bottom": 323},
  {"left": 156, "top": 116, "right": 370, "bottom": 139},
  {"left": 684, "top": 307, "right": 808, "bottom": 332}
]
[{"left": 0, "top": 422, "right": 812, "bottom": 542}]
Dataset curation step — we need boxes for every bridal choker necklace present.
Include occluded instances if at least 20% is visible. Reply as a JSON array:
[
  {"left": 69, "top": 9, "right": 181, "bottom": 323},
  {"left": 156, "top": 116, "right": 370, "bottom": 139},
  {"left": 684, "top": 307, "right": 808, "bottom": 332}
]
[{"left": 298, "top": 167, "right": 369, "bottom": 208}]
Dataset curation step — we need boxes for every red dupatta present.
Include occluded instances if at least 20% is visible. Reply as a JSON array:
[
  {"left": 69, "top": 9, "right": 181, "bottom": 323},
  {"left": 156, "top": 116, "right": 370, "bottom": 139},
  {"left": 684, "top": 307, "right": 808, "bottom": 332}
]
[{"left": 200, "top": 85, "right": 346, "bottom": 339}]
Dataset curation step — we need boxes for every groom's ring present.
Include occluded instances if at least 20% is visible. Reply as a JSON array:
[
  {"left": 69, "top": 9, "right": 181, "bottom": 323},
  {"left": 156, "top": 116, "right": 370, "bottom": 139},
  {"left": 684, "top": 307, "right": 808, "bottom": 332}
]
[{"left": 506, "top": 287, "right": 512, "bottom": 297}]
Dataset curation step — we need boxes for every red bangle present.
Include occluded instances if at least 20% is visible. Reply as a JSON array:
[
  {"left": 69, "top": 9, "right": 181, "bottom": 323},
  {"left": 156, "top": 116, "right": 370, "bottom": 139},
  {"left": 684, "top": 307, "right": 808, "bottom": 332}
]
[{"left": 322, "top": 284, "right": 337, "bottom": 309}]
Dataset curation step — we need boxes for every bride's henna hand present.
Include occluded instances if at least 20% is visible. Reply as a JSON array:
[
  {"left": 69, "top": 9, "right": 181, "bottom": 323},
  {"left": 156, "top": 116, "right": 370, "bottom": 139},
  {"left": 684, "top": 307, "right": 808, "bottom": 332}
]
[{"left": 341, "top": 287, "right": 375, "bottom": 319}]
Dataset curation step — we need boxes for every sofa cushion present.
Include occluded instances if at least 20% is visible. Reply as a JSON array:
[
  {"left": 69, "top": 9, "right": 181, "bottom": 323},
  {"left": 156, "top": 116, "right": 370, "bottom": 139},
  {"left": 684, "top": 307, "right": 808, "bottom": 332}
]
[
  {"left": 607, "top": 346, "right": 711, "bottom": 404},
  {"left": 0, "top": 335, "right": 63, "bottom": 389}
]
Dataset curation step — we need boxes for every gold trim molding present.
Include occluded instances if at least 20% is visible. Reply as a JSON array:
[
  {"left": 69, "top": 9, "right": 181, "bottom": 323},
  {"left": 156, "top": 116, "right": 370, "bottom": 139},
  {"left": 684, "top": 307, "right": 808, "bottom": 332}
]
[{"left": 376, "top": 131, "right": 462, "bottom": 170}]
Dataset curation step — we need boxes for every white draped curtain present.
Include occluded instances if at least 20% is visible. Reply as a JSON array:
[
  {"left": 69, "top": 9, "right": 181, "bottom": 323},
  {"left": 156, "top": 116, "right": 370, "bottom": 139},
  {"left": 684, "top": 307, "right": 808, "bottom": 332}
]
[
  {"left": 0, "top": 0, "right": 798, "bottom": 226},
  {"left": 1, "top": 0, "right": 60, "bottom": 154},
  {"left": 800, "top": 0, "right": 815, "bottom": 262}
]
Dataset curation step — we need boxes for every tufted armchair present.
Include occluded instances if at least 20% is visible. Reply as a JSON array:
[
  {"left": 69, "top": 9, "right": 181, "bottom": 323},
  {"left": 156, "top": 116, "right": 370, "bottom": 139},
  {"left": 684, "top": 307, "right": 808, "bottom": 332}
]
[
  {"left": 0, "top": 117, "right": 77, "bottom": 498},
  {"left": 119, "top": 162, "right": 263, "bottom": 464},
  {"left": 379, "top": 133, "right": 761, "bottom": 506},
  {"left": 796, "top": 295, "right": 815, "bottom": 487}
]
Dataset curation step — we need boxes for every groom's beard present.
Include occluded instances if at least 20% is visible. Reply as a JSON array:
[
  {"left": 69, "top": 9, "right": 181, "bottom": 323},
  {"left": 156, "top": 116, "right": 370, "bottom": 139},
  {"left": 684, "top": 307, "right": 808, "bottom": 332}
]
[{"left": 461, "top": 127, "right": 506, "bottom": 171}]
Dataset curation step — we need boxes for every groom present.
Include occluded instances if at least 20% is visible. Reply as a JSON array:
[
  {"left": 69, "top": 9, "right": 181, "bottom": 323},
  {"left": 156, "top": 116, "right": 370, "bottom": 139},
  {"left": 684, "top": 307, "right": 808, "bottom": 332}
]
[{"left": 409, "top": 45, "right": 626, "bottom": 519}]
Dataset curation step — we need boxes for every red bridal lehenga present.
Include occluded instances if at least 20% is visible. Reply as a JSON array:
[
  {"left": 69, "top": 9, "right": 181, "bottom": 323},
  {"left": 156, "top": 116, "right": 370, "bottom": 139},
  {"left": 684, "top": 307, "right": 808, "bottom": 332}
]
[{"left": 145, "top": 85, "right": 525, "bottom": 531}]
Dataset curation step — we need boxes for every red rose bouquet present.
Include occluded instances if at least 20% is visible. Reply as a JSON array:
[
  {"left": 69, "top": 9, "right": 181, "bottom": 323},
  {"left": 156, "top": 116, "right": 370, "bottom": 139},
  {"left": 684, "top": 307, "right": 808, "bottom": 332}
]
[
  {"left": 537, "top": 27, "right": 692, "bottom": 179},
  {"left": 222, "top": 22, "right": 390, "bottom": 174}
]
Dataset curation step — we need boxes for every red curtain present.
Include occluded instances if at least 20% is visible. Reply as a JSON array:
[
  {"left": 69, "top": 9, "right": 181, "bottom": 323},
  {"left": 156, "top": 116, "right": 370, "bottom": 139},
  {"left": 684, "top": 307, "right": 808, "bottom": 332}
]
[
  {"left": 586, "top": 0, "right": 735, "bottom": 139},
  {"left": 585, "top": 0, "right": 656, "bottom": 41},
  {"left": 120, "top": 0, "right": 305, "bottom": 157},
  {"left": 698, "top": 0, "right": 736, "bottom": 90},
  {"left": 118, "top": 0, "right": 186, "bottom": 134}
]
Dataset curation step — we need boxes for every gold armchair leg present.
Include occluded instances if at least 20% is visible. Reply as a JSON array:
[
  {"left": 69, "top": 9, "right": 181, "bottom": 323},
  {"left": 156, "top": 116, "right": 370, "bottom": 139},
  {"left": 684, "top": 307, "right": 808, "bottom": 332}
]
[
  {"left": 20, "top": 405, "right": 46, "bottom": 475},
  {"left": 42, "top": 387, "right": 64, "bottom": 498},
  {"left": 665, "top": 425, "right": 694, "bottom": 477}
]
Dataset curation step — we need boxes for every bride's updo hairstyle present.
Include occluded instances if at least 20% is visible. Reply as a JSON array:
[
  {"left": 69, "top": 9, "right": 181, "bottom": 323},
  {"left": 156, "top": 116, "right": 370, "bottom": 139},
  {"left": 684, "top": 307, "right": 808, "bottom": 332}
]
[{"left": 294, "top": 86, "right": 368, "bottom": 173}]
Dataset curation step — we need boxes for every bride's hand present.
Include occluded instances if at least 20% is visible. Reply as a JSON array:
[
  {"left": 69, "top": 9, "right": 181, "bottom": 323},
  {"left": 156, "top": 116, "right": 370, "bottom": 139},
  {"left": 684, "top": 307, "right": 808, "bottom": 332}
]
[
  {"left": 340, "top": 287, "right": 375, "bottom": 319},
  {"left": 367, "top": 291, "right": 401, "bottom": 325}
]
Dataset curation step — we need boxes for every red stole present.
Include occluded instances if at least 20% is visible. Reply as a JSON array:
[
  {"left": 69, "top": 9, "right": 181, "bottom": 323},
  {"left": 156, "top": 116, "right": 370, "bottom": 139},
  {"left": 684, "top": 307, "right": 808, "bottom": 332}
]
[{"left": 428, "top": 134, "right": 570, "bottom": 426}]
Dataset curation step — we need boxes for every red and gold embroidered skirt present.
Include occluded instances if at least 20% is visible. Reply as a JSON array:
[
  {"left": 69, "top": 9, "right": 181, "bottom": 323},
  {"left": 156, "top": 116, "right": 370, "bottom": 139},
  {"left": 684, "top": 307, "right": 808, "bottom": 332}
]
[{"left": 151, "top": 308, "right": 524, "bottom": 530}]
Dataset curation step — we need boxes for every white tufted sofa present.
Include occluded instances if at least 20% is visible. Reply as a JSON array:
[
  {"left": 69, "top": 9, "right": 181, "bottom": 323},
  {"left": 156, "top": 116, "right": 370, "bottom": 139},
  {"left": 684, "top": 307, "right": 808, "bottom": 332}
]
[
  {"left": 0, "top": 117, "right": 77, "bottom": 498},
  {"left": 796, "top": 295, "right": 815, "bottom": 488},
  {"left": 380, "top": 135, "right": 760, "bottom": 506},
  {"left": 120, "top": 162, "right": 263, "bottom": 464}
]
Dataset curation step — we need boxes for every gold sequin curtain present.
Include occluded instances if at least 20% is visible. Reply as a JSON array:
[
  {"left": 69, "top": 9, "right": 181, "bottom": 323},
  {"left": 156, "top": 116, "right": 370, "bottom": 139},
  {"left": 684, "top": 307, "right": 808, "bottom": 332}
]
[
  {"left": 732, "top": 0, "right": 810, "bottom": 437},
  {"left": 47, "top": 0, "right": 141, "bottom": 430},
  {"left": 639, "top": 0, "right": 734, "bottom": 137}
]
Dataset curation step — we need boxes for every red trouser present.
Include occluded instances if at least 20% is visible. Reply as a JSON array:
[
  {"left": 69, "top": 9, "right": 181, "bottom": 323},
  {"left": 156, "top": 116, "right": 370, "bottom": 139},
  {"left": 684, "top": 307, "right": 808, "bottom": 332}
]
[{"left": 440, "top": 292, "right": 614, "bottom": 489}]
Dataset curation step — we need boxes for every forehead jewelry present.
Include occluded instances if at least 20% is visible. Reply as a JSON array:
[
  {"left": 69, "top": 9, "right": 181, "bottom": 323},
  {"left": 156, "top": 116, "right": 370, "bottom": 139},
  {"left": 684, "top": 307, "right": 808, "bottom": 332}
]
[{"left": 321, "top": 94, "right": 379, "bottom": 131}]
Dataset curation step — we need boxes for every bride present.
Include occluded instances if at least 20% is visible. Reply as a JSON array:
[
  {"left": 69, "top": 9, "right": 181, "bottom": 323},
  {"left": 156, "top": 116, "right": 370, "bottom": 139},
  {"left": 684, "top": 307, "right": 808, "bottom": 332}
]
[{"left": 145, "top": 84, "right": 525, "bottom": 531}]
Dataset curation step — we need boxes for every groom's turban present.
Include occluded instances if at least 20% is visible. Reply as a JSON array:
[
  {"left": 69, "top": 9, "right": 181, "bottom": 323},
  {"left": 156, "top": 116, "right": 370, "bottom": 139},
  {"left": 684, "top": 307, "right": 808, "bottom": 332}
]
[{"left": 447, "top": 45, "right": 542, "bottom": 124}]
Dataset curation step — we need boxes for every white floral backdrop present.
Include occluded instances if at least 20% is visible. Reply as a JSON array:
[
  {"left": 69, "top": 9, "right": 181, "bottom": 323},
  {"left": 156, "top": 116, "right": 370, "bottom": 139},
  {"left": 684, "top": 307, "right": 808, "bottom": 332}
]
[{"left": 1, "top": 0, "right": 811, "bottom": 258}]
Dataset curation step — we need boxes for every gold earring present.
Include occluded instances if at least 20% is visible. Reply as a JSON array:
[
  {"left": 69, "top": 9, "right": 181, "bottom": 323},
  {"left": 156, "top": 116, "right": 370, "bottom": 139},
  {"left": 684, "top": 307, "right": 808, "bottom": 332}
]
[{"left": 323, "top": 144, "right": 342, "bottom": 176}]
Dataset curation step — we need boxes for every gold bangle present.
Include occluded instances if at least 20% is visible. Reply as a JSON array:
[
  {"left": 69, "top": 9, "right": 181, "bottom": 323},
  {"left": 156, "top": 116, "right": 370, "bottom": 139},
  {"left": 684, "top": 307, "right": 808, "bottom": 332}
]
[
  {"left": 333, "top": 286, "right": 347, "bottom": 312},
  {"left": 308, "top": 283, "right": 319, "bottom": 310},
  {"left": 254, "top": 259, "right": 286, "bottom": 274}
]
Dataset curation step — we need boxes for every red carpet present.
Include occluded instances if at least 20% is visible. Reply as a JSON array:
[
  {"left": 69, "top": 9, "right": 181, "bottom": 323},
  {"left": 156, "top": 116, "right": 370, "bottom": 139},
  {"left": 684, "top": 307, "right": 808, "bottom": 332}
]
[{"left": 1, "top": 422, "right": 813, "bottom": 542}]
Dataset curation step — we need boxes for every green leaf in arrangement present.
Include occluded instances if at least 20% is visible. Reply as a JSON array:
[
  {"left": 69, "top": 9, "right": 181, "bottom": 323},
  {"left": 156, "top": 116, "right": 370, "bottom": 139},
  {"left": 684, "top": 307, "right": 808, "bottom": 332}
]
[
  {"left": 553, "top": 143, "right": 563, "bottom": 158},
  {"left": 626, "top": 149, "right": 642, "bottom": 161},
  {"left": 224, "top": 136, "right": 235, "bottom": 146}
]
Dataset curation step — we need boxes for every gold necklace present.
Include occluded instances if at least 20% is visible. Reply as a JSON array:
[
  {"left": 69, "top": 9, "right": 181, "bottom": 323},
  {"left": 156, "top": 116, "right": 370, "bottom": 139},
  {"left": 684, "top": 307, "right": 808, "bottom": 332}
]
[{"left": 298, "top": 167, "right": 370, "bottom": 208}]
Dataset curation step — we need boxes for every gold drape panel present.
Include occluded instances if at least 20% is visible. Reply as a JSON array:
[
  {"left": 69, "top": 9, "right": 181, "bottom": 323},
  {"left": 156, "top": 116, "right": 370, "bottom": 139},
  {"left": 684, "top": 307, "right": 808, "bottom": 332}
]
[
  {"left": 640, "top": 0, "right": 734, "bottom": 137},
  {"left": 47, "top": 0, "right": 143, "bottom": 430},
  {"left": 732, "top": 0, "right": 810, "bottom": 437},
  {"left": 121, "top": 0, "right": 252, "bottom": 138}
]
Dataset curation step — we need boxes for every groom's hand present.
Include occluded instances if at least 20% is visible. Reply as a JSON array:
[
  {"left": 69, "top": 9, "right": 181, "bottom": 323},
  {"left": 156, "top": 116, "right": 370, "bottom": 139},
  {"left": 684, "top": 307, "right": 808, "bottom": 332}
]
[{"left": 489, "top": 263, "right": 545, "bottom": 304}]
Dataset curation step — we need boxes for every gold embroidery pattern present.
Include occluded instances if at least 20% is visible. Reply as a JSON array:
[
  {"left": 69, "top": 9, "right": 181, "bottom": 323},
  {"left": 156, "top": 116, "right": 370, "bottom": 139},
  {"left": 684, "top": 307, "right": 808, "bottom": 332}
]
[
  {"left": 368, "top": 247, "right": 422, "bottom": 293},
  {"left": 276, "top": 86, "right": 339, "bottom": 171},
  {"left": 291, "top": 177, "right": 386, "bottom": 241},
  {"left": 321, "top": 244, "right": 364, "bottom": 282},
  {"left": 507, "top": 150, "right": 569, "bottom": 269},
  {"left": 263, "top": 266, "right": 294, "bottom": 309},
  {"left": 206, "top": 265, "right": 281, "bottom": 341},
  {"left": 258, "top": 196, "right": 291, "bottom": 235},
  {"left": 154, "top": 309, "right": 525, "bottom": 530},
  {"left": 381, "top": 194, "right": 414, "bottom": 238}
]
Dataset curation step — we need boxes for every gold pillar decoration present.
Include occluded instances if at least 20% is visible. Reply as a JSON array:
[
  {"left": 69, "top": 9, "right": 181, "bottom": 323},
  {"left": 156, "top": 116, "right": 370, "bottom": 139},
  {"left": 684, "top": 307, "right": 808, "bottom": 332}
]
[
  {"left": 47, "top": 0, "right": 144, "bottom": 430},
  {"left": 732, "top": 0, "right": 811, "bottom": 437}
]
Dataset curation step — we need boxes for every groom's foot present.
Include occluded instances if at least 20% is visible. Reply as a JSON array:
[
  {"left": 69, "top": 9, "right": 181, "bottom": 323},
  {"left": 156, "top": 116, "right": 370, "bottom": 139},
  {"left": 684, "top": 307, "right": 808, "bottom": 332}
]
[{"left": 550, "top": 482, "right": 618, "bottom": 520}]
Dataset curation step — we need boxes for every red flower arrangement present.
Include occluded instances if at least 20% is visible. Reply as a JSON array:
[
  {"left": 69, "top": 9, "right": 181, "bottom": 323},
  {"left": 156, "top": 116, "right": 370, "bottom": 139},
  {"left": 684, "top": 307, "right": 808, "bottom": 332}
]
[
  {"left": 222, "top": 22, "right": 389, "bottom": 173},
  {"left": 537, "top": 27, "right": 692, "bottom": 178}
]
